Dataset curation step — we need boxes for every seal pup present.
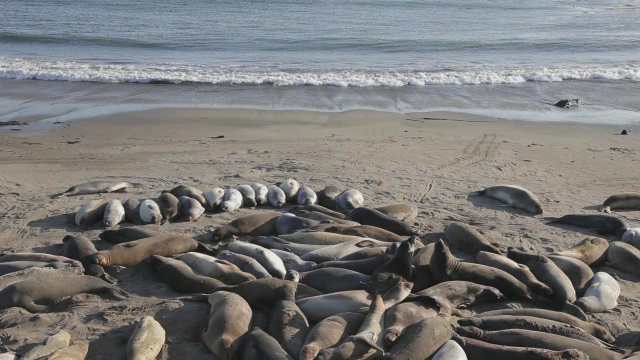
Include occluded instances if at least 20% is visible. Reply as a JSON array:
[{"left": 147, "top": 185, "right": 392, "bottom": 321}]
[
  {"left": 268, "top": 185, "right": 287, "bottom": 208},
  {"left": 139, "top": 199, "right": 162, "bottom": 224},
  {"left": 575, "top": 272, "right": 620, "bottom": 313},
  {"left": 297, "top": 186, "right": 317, "bottom": 205},
  {"left": 62, "top": 234, "right": 115, "bottom": 283},
  {"left": 268, "top": 283, "right": 310, "bottom": 358},
  {"left": 346, "top": 207, "right": 417, "bottom": 236},
  {"left": 600, "top": 193, "right": 640, "bottom": 213},
  {"left": 215, "top": 250, "right": 272, "bottom": 279},
  {"left": 99, "top": 228, "right": 155, "bottom": 244},
  {"left": 156, "top": 192, "right": 182, "bottom": 224},
  {"left": 202, "top": 291, "right": 252, "bottom": 359},
  {"left": 553, "top": 237, "right": 609, "bottom": 266},
  {"left": 164, "top": 184, "right": 206, "bottom": 205},
  {"left": 546, "top": 214, "right": 629, "bottom": 238},
  {"left": 299, "top": 312, "right": 365, "bottom": 360},
  {"left": 235, "top": 185, "right": 257, "bottom": 207},
  {"left": 547, "top": 254, "right": 594, "bottom": 296},
  {"left": 280, "top": 178, "right": 301, "bottom": 203},
  {"left": 445, "top": 222, "right": 501, "bottom": 254},
  {"left": 123, "top": 198, "right": 143, "bottom": 224},
  {"left": 453, "top": 335, "right": 589, "bottom": 360},
  {"left": 179, "top": 196, "right": 205, "bottom": 221},
  {"left": 324, "top": 225, "right": 405, "bottom": 242},
  {"left": 606, "top": 241, "right": 640, "bottom": 276},
  {"left": 210, "top": 212, "right": 280, "bottom": 241},
  {"left": 470, "top": 184, "right": 543, "bottom": 214},
  {"left": 150, "top": 255, "right": 224, "bottom": 293},
  {"left": 475, "top": 251, "right": 552, "bottom": 296},
  {"left": 127, "top": 316, "right": 166, "bottom": 360},
  {"left": 237, "top": 327, "right": 293, "bottom": 360},
  {"left": 385, "top": 315, "right": 452, "bottom": 360},
  {"left": 0, "top": 275, "right": 128, "bottom": 312},
  {"left": 270, "top": 249, "right": 316, "bottom": 272},
  {"left": 286, "top": 268, "right": 368, "bottom": 293},
  {"left": 46, "top": 340, "right": 89, "bottom": 360},
  {"left": 507, "top": 249, "right": 576, "bottom": 306},
  {"left": 93, "top": 235, "right": 206, "bottom": 268},
  {"left": 204, "top": 187, "right": 225, "bottom": 211},
  {"left": 227, "top": 241, "right": 286, "bottom": 278},
  {"left": 622, "top": 228, "right": 640, "bottom": 249},
  {"left": 21, "top": 330, "right": 71, "bottom": 360},
  {"left": 317, "top": 186, "right": 343, "bottom": 209},
  {"left": 52, "top": 180, "right": 131, "bottom": 198},
  {"left": 178, "top": 252, "right": 255, "bottom": 284},
  {"left": 383, "top": 300, "right": 440, "bottom": 346},
  {"left": 373, "top": 204, "right": 418, "bottom": 222},
  {"left": 336, "top": 189, "right": 364, "bottom": 211},
  {"left": 103, "top": 199, "right": 125, "bottom": 227},
  {"left": 276, "top": 214, "right": 322, "bottom": 235},
  {"left": 75, "top": 198, "right": 109, "bottom": 227},
  {"left": 252, "top": 183, "right": 269, "bottom": 205},
  {"left": 221, "top": 188, "right": 243, "bottom": 212}
]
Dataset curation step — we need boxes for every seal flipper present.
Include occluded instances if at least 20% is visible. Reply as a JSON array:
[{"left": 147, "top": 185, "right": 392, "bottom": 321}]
[
  {"left": 22, "top": 300, "right": 49, "bottom": 313},
  {"left": 106, "top": 287, "right": 131, "bottom": 300},
  {"left": 101, "top": 273, "right": 119, "bottom": 285},
  {"left": 176, "top": 293, "right": 209, "bottom": 302},
  {"left": 195, "top": 241, "right": 217, "bottom": 256}
]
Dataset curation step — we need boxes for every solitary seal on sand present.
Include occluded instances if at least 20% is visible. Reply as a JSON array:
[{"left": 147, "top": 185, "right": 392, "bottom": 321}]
[
  {"left": 374, "top": 204, "right": 418, "bottom": 222},
  {"left": 93, "top": 234, "right": 206, "bottom": 267},
  {"left": 156, "top": 192, "right": 182, "bottom": 224},
  {"left": 475, "top": 251, "right": 551, "bottom": 296},
  {"left": 139, "top": 199, "right": 162, "bottom": 224},
  {"left": 237, "top": 185, "right": 257, "bottom": 207},
  {"left": 127, "top": 316, "right": 166, "bottom": 360},
  {"left": 164, "top": 185, "right": 206, "bottom": 205},
  {"left": 75, "top": 198, "right": 109, "bottom": 227},
  {"left": 600, "top": 192, "right": 640, "bottom": 213},
  {"left": 445, "top": 222, "right": 501, "bottom": 254},
  {"left": 297, "top": 186, "right": 317, "bottom": 205},
  {"left": 471, "top": 185, "right": 543, "bottom": 214},
  {"left": 576, "top": 272, "right": 620, "bottom": 313},
  {"left": 179, "top": 196, "right": 205, "bottom": 221},
  {"left": 52, "top": 180, "right": 131, "bottom": 198},
  {"left": 336, "top": 189, "right": 364, "bottom": 211},
  {"left": 268, "top": 185, "right": 287, "bottom": 208},
  {"left": 546, "top": 214, "right": 629, "bottom": 238},
  {"left": 221, "top": 188, "right": 243, "bottom": 212},
  {"left": 606, "top": 241, "right": 640, "bottom": 276},
  {"left": 280, "top": 179, "right": 301, "bottom": 203},
  {"left": 553, "top": 237, "right": 610, "bottom": 266},
  {"left": 317, "top": 186, "right": 343, "bottom": 209},
  {"left": 211, "top": 212, "right": 280, "bottom": 241},
  {"left": 204, "top": 188, "right": 225, "bottom": 211},
  {"left": 252, "top": 183, "right": 269, "bottom": 205},
  {"left": 203, "top": 291, "right": 252, "bottom": 359}
]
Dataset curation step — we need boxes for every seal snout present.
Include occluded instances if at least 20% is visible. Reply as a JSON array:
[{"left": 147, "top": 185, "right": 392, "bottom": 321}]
[
  {"left": 383, "top": 328, "right": 400, "bottom": 347},
  {"left": 93, "top": 253, "right": 108, "bottom": 266}
]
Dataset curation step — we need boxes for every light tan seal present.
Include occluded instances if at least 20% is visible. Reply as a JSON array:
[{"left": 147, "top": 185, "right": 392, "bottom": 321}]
[
  {"left": 178, "top": 252, "right": 256, "bottom": 284},
  {"left": 299, "top": 312, "right": 365, "bottom": 360},
  {"left": 475, "top": 251, "right": 552, "bottom": 296},
  {"left": 127, "top": 316, "right": 166, "bottom": 360},
  {"left": 280, "top": 178, "right": 301, "bottom": 203},
  {"left": 445, "top": 222, "right": 501, "bottom": 254},
  {"left": 553, "top": 237, "right": 609, "bottom": 266},
  {"left": 600, "top": 192, "right": 640, "bottom": 213},
  {"left": 75, "top": 198, "right": 109, "bottom": 227},
  {"left": 46, "top": 341, "right": 90, "bottom": 360},
  {"left": 202, "top": 291, "right": 252, "bottom": 359},
  {"left": 93, "top": 235, "right": 206, "bottom": 267},
  {"left": 21, "top": 330, "right": 71, "bottom": 360},
  {"left": 606, "top": 241, "right": 640, "bottom": 276},
  {"left": 268, "top": 283, "right": 310, "bottom": 358},
  {"left": 373, "top": 204, "right": 418, "bottom": 222},
  {"left": 385, "top": 315, "right": 452, "bottom": 360},
  {"left": 211, "top": 212, "right": 280, "bottom": 241},
  {"left": 547, "top": 254, "right": 594, "bottom": 296},
  {"left": 52, "top": 180, "right": 130, "bottom": 198},
  {"left": 297, "top": 186, "right": 317, "bottom": 205},
  {"left": 471, "top": 184, "right": 543, "bottom": 214}
]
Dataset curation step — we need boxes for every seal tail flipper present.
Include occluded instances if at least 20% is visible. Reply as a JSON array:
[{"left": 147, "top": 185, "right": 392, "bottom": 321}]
[
  {"left": 543, "top": 217, "right": 561, "bottom": 223},
  {"left": 23, "top": 301, "right": 49, "bottom": 313},
  {"left": 195, "top": 241, "right": 218, "bottom": 256},
  {"left": 468, "top": 190, "right": 485, "bottom": 196},
  {"left": 49, "top": 192, "right": 66, "bottom": 199}
]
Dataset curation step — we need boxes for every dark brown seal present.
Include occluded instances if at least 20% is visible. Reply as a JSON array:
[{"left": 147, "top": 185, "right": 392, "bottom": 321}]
[
  {"left": 373, "top": 204, "right": 418, "bottom": 222},
  {"left": 324, "top": 225, "right": 405, "bottom": 242},
  {"left": 317, "top": 186, "right": 343, "bottom": 210},
  {"left": 156, "top": 192, "right": 182, "bottom": 224},
  {"left": 150, "top": 255, "right": 223, "bottom": 293},
  {"left": 210, "top": 212, "right": 281, "bottom": 241},
  {"left": 93, "top": 234, "right": 205, "bottom": 267},
  {"left": 62, "top": 234, "right": 116, "bottom": 283},
  {"left": 163, "top": 184, "right": 206, "bottom": 205},
  {"left": 346, "top": 207, "right": 417, "bottom": 236},
  {"left": 99, "top": 228, "right": 155, "bottom": 244},
  {"left": 290, "top": 204, "right": 346, "bottom": 219}
]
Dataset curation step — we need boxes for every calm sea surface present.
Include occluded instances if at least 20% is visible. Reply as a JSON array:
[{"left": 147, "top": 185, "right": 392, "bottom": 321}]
[{"left": 1, "top": 0, "right": 639, "bottom": 124}]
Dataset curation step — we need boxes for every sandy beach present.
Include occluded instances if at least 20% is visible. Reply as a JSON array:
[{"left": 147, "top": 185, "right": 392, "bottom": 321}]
[{"left": 1, "top": 108, "right": 639, "bottom": 358}]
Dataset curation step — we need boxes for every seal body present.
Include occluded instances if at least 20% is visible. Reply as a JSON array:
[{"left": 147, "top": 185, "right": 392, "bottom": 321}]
[
  {"left": 383, "top": 301, "right": 439, "bottom": 346},
  {"left": 324, "top": 225, "right": 404, "bottom": 242},
  {"left": 280, "top": 178, "right": 301, "bottom": 203},
  {"left": 150, "top": 255, "right": 223, "bottom": 293},
  {"left": 622, "top": 228, "right": 640, "bottom": 249},
  {"left": 606, "top": 242, "right": 640, "bottom": 276},
  {"left": 57, "top": 181, "right": 130, "bottom": 197},
  {"left": 227, "top": 241, "right": 286, "bottom": 278},
  {"left": 0, "top": 253, "right": 80, "bottom": 267},
  {"left": 156, "top": 192, "right": 182, "bottom": 224},
  {"left": 317, "top": 186, "right": 343, "bottom": 209},
  {"left": 546, "top": 214, "right": 629, "bottom": 238},
  {"left": 204, "top": 188, "right": 225, "bottom": 211},
  {"left": 287, "top": 268, "right": 368, "bottom": 293},
  {"left": 216, "top": 250, "right": 272, "bottom": 279},
  {"left": 475, "top": 251, "right": 551, "bottom": 296},
  {"left": 268, "top": 285, "right": 310, "bottom": 358},
  {"left": 576, "top": 272, "right": 620, "bottom": 313},
  {"left": 267, "top": 185, "right": 286, "bottom": 208},
  {"left": 431, "top": 339, "right": 467, "bottom": 360},
  {"left": 473, "top": 185, "right": 543, "bottom": 214},
  {"left": 280, "top": 231, "right": 360, "bottom": 245},
  {"left": 270, "top": 249, "right": 316, "bottom": 272},
  {"left": 21, "top": 330, "right": 71, "bottom": 360},
  {"left": 75, "top": 198, "right": 109, "bottom": 226},
  {"left": 103, "top": 200, "right": 125, "bottom": 227},
  {"left": 139, "top": 199, "right": 162, "bottom": 224},
  {"left": 47, "top": 341, "right": 89, "bottom": 360},
  {"left": 547, "top": 255, "right": 594, "bottom": 296},
  {"left": 237, "top": 185, "right": 257, "bottom": 207},
  {"left": 123, "top": 198, "right": 143, "bottom": 224},
  {"left": 178, "top": 252, "right": 255, "bottom": 284},
  {"left": 446, "top": 222, "right": 501, "bottom": 254},
  {"left": 0, "top": 262, "right": 68, "bottom": 277},
  {"left": 276, "top": 214, "right": 321, "bottom": 235},
  {"left": 374, "top": 204, "right": 418, "bottom": 222},
  {"left": 62, "top": 234, "right": 114, "bottom": 283},
  {"left": 127, "top": 316, "right": 165, "bottom": 360},
  {"left": 600, "top": 192, "right": 640, "bottom": 213},
  {"left": 386, "top": 315, "right": 452, "bottom": 360},
  {"left": 203, "top": 291, "right": 252, "bottom": 359},
  {"left": 300, "top": 238, "right": 391, "bottom": 263},
  {"left": 413, "top": 280, "right": 504, "bottom": 315},
  {"left": 336, "top": 189, "right": 364, "bottom": 211},
  {"left": 297, "top": 186, "right": 317, "bottom": 205},
  {"left": 237, "top": 327, "right": 293, "bottom": 360},
  {"left": 210, "top": 212, "right": 280, "bottom": 241},
  {"left": 555, "top": 237, "right": 609, "bottom": 266},
  {"left": 93, "top": 235, "right": 200, "bottom": 267},
  {"left": 165, "top": 185, "right": 206, "bottom": 205},
  {"left": 179, "top": 196, "right": 205, "bottom": 221},
  {"left": 299, "top": 312, "right": 365, "bottom": 360},
  {"left": 251, "top": 183, "right": 269, "bottom": 205},
  {"left": 347, "top": 207, "right": 416, "bottom": 236},
  {"left": 221, "top": 188, "right": 243, "bottom": 212},
  {"left": 454, "top": 335, "right": 589, "bottom": 360},
  {"left": 99, "top": 228, "right": 155, "bottom": 244}
]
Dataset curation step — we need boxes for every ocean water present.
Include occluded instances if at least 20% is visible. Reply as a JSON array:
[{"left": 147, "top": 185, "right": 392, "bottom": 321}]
[{"left": 1, "top": 0, "right": 639, "bottom": 124}]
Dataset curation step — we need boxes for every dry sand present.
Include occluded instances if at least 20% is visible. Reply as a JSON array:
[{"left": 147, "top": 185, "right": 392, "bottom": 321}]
[{"left": 0, "top": 108, "right": 639, "bottom": 358}]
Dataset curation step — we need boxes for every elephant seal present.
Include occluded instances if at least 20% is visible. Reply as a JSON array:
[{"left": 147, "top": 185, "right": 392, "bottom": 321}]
[
  {"left": 75, "top": 198, "right": 109, "bottom": 227},
  {"left": 217, "top": 250, "right": 272, "bottom": 279},
  {"left": 296, "top": 210, "right": 357, "bottom": 226},
  {"left": 62, "top": 234, "right": 115, "bottom": 283},
  {"left": 0, "top": 275, "right": 128, "bottom": 312},
  {"left": 270, "top": 249, "right": 316, "bottom": 272},
  {"left": 374, "top": 204, "right": 418, "bottom": 222},
  {"left": 179, "top": 196, "right": 205, "bottom": 221},
  {"left": 371, "top": 237, "right": 415, "bottom": 281},
  {"left": 445, "top": 222, "right": 501, "bottom": 254},
  {"left": 123, "top": 198, "right": 143, "bottom": 224},
  {"left": 213, "top": 278, "right": 320, "bottom": 308},
  {"left": 324, "top": 225, "right": 405, "bottom": 242},
  {"left": 315, "top": 294, "right": 386, "bottom": 360},
  {"left": 280, "top": 178, "right": 301, "bottom": 203},
  {"left": 253, "top": 237, "right": 323, "bottom": 257},
  {"left": 178, "top": 252, "right": 255, "bottom": 284},
  {"left": 432, "top": 340, "right": 467, "bottom": 360},
  {"left": 286, "top": 268, "right": 368, "bottom": 293},
  {"left": 317, "top": 186, "right": 343, "bottom": 209},
  {"left": 471, "top": 185, "right": 544, "bottom": 214},
  {"left": 164, "top": 184, "right": 206, "bottom": 205},
  {"left": 576, "top": 272, "right": 620, "bottom": 313},
  {"left": 299, "top": 312, "right": 365, "bottom": 360},
  {"left": 546, "top": 214, "right": 629, "bottom": 238},
  {"left": 99, "top": 228, "right": 155, "bottom": 244},
  {"left": 336, "top": 189, "right": 364, "bottom": 211},
  {"left": 554, "top": 237, "right": 609, "bottom": 266},
  {"left": 21, "top": 330, "right": 71, "bottom": 360},
  {"left": 347, "top": 208, "right": 416, "bottom": 236},
  {"left": 430, "top": 240, "right": 536, "bottom": 302},
  {"left": 312, "top": 254, "right": 391, "bottom": 275},
  {"left": 127, "top": 316, "right": 166, "bottom": 360},
  {"left": 203, "top": 291, "right": 252, "bottom": 359},
  {"left": 204, "top": 187, "right": 225, "bottom": 211},
  {"left": 268, "top": 185, "right": 287, "bottom": 208},
  {"left": 237, "top": 185, "right": 257, "bottom": 207},
  {"left": 227, "top": 241, "right": 286, "bottom": 278},
  {"left": 279, "top": 232, "right": 359, "bottom": 245},
  {"left": 385, "top": 315, "right": 452, "bottom": 360},
  {"left": 507, "top": 249, "right": 576, "bottom": 305},
  {"left": 103, "top": 200, "right": 125, "bottom": 227},
  {"left": 547, "top": 255, "right": 594, "bottom": 296},
  {"left": 276, "top": 214, "right": 323, "bottom": 235},
  {"left": 156, "top": 192, "right": 182, "bottom": 224},
  {"left": 300, "top": 238, "right": 391, "bottom": 263},
  {"left": 46, "top": 341, "right": 89, "bottom": 360},
  {"left": 211, "top": 212, "right": 280, "bottom": 241},
  {"left": 297, "top": 186, "right": 317, "bottom": 205},
  {"left": 221, "top": 188, "right": 243, "bottom": 212},
  {"left": 622, "top": 228, "right": 640, "bottom": 249},
  {"left": 269, "top": 283, "right": 310, "bottom": 358},
  {"left": 476, "top": 308, "right": 614, "bottom": 342},
  {"left": 252, "top": 183, "right": 269, "bottom": 205},
  {"left": 139, "top": 199, "right": 162, "bottom": 224},
  {"left": 52, "top": 180, "right": 131, "bottom": 198},
  {"left": 0, "top": 267, "right": 83, "bottom": 291},
  {"left": 93, "top": 235, "right": 204, "bottom": 267},
  {"left": 0, "top": 253, "right": 80, "bottom": 267},
  {"left": 606, "top": 241, "right": 640, "bottom": 276},
  {"left": 456, "top": 327, "right": 623, "bottom": 360},
  {"left": 475, "top": 251, "right": 552, "bottom": 296},
  {"left": 383, "top": 300, "right": 440, "bottom": 346},
  {"left": 600, "top": 193, "right": 640, "bottom": 213},
  {"left": 150, "top": 255, "right": 223, "bottom": 293},
  {"left": 291, "top": 204, "right": 346, "bottom": 219},
  {"left": 237, "top": 327, "right": 293, "bottom": 360},
  {"left": 410, "top": 281, "right": 504, "bottom": 315},
  {"left": 0, "top": 261, "right": 72, "bottom": 277},
  {"left": 453, "top": 335, "right": 589, "bottom": 360}
]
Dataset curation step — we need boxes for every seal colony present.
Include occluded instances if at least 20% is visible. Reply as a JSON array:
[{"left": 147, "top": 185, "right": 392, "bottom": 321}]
[{"left": 1, "top": 177, "right": 640, "bottom": 360}]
